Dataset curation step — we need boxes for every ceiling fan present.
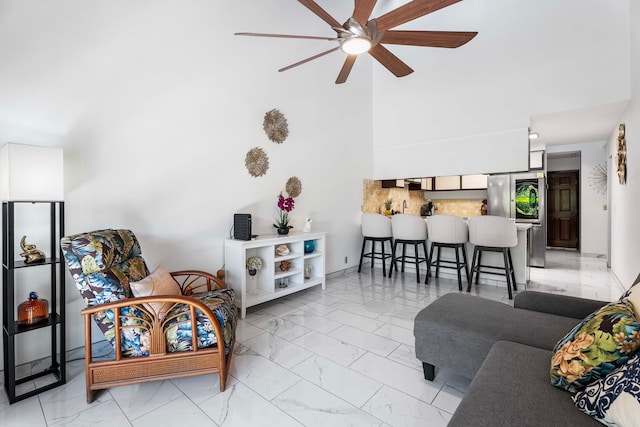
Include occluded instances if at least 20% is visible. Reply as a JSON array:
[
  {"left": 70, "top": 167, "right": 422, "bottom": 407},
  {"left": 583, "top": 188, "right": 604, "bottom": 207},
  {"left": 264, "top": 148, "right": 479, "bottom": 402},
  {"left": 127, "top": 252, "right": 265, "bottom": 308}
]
[{"left": 236, "top": 0, "right": 477, "bottom": 84}]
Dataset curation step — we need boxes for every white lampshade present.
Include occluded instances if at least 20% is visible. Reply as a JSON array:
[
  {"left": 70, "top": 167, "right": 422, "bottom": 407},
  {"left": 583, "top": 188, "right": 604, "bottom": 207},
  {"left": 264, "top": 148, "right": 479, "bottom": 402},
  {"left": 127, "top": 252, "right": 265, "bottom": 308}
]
[{"left": 0, "top": 143, "right": 64, "bottom": 201}]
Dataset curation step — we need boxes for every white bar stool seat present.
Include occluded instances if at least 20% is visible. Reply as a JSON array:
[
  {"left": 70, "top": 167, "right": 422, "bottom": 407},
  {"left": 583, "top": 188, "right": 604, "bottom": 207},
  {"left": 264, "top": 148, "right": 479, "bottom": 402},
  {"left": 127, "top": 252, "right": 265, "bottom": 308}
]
[
  {"left": 427, "top": 215, "right": 470, "bottom": 291},
  {"left": 358, "top": 213, "right": 393, "bottom": 276},
  {"left": 468, "top": 216, "right": 518, "bottom": 299},
  {"left": 389, "top": 214, "right": 431, "bottom": 283}
]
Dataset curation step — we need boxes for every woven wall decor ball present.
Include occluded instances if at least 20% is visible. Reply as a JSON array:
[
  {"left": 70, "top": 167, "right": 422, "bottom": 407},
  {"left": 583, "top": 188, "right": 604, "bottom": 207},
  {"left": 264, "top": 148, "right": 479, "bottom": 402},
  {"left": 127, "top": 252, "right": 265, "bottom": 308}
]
[
  {"left": 263, "top": 109, "right": 289, "bottom": 143},
  {"left": 245, "top": 147, "right": 269, "bottom": 177},
  {"left": 279, "top": 260, "right": 291, "bottom": 272},
  {"left": 286, "top": 176, "right": 302, "bottom": 198}
]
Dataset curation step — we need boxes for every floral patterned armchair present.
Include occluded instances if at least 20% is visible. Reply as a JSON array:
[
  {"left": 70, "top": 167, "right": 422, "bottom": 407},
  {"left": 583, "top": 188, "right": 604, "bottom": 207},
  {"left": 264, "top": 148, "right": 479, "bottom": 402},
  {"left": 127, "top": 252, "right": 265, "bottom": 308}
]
[{"left": 61, "top": 229, "right": 237, "bottom": 403}]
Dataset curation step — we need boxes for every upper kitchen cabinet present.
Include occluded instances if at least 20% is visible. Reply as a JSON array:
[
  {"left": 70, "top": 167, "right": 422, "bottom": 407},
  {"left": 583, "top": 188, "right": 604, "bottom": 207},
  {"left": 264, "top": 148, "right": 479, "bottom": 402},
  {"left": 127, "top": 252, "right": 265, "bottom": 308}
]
[
  {"left": 381, "top": 179, "right": 405, "bottom": 188},
  {"left": 461, "top": 174, "right": 488, "bottom": 189},
  {"left": 421, "top": 178, "right": 433, "bottom": 190},
  {"left": 434, "top": 174, "right": 488, "bottom": 190},
  {"left": 434, "top": 176, "right": 461, "bottom": 190},
  {"left": 407, "top": 178, "right": 433, "bottom": 191}
]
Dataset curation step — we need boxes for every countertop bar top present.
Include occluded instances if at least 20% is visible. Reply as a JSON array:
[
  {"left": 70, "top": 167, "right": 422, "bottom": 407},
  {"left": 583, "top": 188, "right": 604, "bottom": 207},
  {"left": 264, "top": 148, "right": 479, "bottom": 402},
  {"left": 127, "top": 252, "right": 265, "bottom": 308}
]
[
  {"left": 516, "top": 223, "right": 532, "bottom": 231},
  {"left": 422, "top": 215, "right": 532, "bottom": 231}
]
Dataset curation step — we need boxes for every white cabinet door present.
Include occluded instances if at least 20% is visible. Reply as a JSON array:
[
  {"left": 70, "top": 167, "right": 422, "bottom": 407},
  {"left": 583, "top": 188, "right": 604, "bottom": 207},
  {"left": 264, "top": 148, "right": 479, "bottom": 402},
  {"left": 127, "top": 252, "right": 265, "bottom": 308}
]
[
  {"left": 435, "top": 175, "right": 461, "bottom": 190},
  {"left": 461, "top": 174, "right": 488, "bottom": 189}
]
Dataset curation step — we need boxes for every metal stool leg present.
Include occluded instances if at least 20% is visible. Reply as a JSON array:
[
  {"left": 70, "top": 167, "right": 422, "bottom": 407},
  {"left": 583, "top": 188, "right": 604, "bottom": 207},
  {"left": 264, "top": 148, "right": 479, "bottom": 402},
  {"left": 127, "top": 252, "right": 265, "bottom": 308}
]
[
  {"left": 423, "top": 240, "right": 430, "bottom": 284},
  {"left": 503, "top": 248, "right": 513, "bottom": 300},
  {"left": 414, "top": 242, "right": 420, "bottom": 283},
  {"left": 507, "top": 248, "right": 517, "bottom": 291},
  {"left": 474, "top": 249, "right": 483, "bottom": 284},
  {"left": 381, "top": 239, "right": 387, "bottom": 276},
  {"left": 358, "top": 237, "right": 367, "bottom": 272},
  {"left": 388, "top": 240, "right": 398, "bottom": 278},
  {"left": 370, "top": 240, "right": 376, "bottom": 270},
  {"left": 428, "top": 243, "right": 435, "bottom": 279},
  {"left": 461, "top": 244, "right": 471, "bottom": 287},
  {"left": 468, "top": 246, "right": 479, "bottom": 292},
  {"left": 454, "top": 245, "right": 462, "bottom": 291}
]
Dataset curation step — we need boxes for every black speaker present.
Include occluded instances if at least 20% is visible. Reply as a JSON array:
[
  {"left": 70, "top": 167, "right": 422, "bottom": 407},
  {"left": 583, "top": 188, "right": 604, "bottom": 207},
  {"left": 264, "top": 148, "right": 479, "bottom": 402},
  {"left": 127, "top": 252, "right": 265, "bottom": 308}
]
[{"left": 233, "top": 214, "right": 252, "bottom": 240}]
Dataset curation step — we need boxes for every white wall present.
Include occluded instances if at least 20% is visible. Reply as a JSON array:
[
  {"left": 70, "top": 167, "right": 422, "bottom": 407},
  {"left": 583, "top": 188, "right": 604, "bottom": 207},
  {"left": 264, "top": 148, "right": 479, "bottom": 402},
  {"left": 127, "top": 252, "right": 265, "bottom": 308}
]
[
  {"left": 0, "top": 0, "right": 372, "bottom": 363},
  {"left": 608, "top": 0, "right": 640, "bottom": 287},
  {"left": 372, "top": 0, "right": 630, "bottom": 178},
  {"left": 547, "top": 153, "right": 580, "bottom": 172},
  {"left": 547, "top": 142, "right": 609, "bottom": 255}
]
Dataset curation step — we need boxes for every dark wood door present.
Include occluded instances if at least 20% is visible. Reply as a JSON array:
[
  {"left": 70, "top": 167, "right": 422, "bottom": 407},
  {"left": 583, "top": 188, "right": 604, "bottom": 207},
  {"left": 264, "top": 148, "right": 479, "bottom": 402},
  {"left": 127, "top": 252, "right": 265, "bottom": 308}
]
[{"left": 547, "top": 171, "right": 579, "bottom": 248}]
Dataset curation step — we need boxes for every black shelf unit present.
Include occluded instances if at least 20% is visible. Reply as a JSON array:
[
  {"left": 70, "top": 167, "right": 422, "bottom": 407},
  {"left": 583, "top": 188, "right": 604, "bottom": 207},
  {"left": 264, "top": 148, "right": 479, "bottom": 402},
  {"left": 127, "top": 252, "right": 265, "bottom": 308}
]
[{"left": 2, "top": 201, "right": 66, "bottom": 403}]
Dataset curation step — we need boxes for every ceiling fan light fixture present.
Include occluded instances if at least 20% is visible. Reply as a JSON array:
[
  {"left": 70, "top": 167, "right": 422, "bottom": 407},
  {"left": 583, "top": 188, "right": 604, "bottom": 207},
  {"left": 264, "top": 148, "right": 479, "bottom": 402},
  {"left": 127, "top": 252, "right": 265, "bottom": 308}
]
[{"left": 340, "top": 37, "right": 372, "bottom": 55}]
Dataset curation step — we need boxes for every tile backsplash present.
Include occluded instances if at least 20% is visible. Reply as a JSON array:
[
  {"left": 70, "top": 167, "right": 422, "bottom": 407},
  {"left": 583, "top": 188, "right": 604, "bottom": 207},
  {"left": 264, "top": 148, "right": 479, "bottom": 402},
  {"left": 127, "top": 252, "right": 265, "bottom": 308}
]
[
  {"left": 430, "top": 199, "right": 484, "bottom": 217},
  {"left": 362, "top": 179, "right": 484, "bottom": 217}
]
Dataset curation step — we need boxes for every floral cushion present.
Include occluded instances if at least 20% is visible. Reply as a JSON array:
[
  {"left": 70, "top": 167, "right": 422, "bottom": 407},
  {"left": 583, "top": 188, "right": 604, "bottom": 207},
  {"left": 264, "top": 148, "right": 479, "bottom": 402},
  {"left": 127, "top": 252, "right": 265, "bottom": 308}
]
[
  {"left": 61, "top": 229, "right": 149, "bottom": 305},
  {"left": 550, "top": 300, "right": 640, "bottom": 393},
  {"left": 164, "top": 288, "right": 237, "bottom": 355},
  {"left": 573, "top": 352, "right": 640, "bottom": 426}
]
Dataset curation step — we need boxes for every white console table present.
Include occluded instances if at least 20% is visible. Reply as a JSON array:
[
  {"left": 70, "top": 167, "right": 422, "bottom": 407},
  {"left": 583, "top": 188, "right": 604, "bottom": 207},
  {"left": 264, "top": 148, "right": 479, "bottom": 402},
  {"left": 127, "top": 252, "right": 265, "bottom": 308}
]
[{"left": 224, "top": 231, "right": 326, "bottom": 318}]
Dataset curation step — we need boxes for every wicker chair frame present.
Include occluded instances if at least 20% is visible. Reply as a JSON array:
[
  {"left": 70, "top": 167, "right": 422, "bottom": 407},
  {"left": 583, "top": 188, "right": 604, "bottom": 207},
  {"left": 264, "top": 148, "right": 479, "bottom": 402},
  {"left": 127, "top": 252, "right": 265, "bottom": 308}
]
[{"left": 80, "top": 270, "right": 235, "bottom": 403}]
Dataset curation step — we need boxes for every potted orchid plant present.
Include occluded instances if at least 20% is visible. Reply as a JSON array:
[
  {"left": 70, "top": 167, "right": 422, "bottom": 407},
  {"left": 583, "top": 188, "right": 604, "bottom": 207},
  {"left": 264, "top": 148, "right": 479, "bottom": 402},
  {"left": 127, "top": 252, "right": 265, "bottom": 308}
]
[{"left": 274, "top": 192, "right": 295, "bottom": 235}]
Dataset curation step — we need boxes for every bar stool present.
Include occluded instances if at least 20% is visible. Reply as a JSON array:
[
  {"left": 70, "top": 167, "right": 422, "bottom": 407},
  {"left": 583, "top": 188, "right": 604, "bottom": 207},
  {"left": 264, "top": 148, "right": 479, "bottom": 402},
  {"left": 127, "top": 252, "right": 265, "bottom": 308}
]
[
  {"left": 358, "top": 213, "right": 393, "bottom": 275},
  {"left": 468, "top": 216, "right": 518, "bottom": 299},
  {"left": 388, "top": 214, "right": 430, "bottom": 283},
  {"left": 427, "top": 215, "right": 470, "bottom": 290}
]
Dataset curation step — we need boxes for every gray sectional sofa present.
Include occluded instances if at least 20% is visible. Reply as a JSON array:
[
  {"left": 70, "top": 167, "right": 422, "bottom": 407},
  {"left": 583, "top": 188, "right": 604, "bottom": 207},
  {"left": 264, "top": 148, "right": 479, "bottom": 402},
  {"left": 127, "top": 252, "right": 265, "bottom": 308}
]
[{"left": 414, "top": 291, "right": 607, "bottom": 426}]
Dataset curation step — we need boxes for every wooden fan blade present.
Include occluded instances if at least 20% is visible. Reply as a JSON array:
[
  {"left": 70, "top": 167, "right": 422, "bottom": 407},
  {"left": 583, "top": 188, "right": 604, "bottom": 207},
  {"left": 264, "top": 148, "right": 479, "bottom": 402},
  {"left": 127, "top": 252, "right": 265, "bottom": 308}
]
[
  {"left": 235, "top": 32, "right": 337, "bottom": 41},
  {"left": 368, "top": 45, "right": 413, "bottom": 77},
  {"left": 353, "top": 0, "right": 377, "bottom": 26},
  {"left": 279, "top": 47, "right": 340, "bottom": 72},
  {"left": 336, "top": 55, "right": 357, "bottom": 84},
  {"left": 380, "top": 30, "right": 477, "bottom": 48},
  {"left": 298, "top": 0, "right": 342, "bottom": 28},
  {"left": 375, "top": 0, "right": 462, "bottom": 32}
]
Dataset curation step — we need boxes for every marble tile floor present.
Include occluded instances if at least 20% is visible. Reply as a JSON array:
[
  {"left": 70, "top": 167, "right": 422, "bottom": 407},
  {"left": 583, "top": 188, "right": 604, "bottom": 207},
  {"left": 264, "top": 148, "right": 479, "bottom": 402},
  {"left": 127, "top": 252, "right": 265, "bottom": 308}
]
[{"left": 0, "top": 249, "right": 624, "bottom": 427}]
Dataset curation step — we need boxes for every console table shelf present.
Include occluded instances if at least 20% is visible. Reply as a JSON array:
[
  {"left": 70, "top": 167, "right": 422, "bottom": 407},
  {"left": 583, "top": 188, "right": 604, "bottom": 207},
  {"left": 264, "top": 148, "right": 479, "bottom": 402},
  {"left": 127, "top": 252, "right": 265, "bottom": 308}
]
[{"left": 224, "top": 231, "right": 326, "bottom": 318}]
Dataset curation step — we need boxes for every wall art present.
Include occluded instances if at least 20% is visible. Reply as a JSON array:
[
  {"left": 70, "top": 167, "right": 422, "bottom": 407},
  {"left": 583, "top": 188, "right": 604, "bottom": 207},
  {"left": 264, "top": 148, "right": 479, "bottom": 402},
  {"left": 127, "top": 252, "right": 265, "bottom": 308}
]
[
  {"left": 245, "top": 147, "right": 269, "bottom": 177},
  {"left": 617, "top": 123, "right": 627, "bottom": 185},
  {"left": 588, "top": 163, "right": 607, "bottom": 195},
  {"left": 263, "top": 109, "right": 288, "bottom": 144},
  {"left": 286, "top": 176, "right": 302, "bottom": 198}
]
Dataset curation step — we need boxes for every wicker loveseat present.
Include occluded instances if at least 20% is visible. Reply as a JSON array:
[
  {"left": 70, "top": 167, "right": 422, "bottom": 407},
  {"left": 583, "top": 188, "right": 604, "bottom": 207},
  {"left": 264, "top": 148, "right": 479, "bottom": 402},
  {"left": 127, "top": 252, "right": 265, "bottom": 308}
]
[{"left": 61, "top": 229, "right": 237, "bottom": 403}]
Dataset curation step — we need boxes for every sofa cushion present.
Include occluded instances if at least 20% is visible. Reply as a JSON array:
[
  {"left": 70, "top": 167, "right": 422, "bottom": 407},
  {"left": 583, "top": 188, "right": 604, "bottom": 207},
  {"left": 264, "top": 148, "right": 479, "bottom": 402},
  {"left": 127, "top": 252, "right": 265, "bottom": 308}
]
[
  {"left": 550, "top": 300, "right": 640, "bottom": 393},
  {"left": 448, "top": 341, "right": 600, "bottom": 427},
  {"left": 573, "top": 352, "right": 640, "bottom": 427},
  {"left": 414, "top": 293, "right": 582, "bottom": 379}
]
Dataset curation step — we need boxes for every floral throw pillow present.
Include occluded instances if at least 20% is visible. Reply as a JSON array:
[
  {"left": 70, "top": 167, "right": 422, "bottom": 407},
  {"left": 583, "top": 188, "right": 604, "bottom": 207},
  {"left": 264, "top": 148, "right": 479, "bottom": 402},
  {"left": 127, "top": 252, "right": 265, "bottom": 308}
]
[
  {"left": 573, "top": 352, "right": 640, "bottom": 426},
  {"left": 550, "top": 300, "right": 640, "bottom": 393}
]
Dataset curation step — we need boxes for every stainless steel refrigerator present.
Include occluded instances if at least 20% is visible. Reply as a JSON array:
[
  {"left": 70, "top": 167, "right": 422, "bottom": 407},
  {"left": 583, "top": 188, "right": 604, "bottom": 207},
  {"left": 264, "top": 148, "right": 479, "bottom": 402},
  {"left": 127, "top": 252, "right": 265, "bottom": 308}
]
[{"left": 487, "top": 173, "right": 546, "bottom": 267}]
